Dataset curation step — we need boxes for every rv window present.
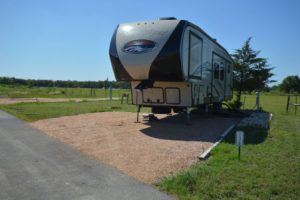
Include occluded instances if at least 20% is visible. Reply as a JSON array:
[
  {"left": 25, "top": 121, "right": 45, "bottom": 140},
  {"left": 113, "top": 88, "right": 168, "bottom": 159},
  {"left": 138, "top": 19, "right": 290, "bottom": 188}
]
[
  {"left": 214, "top": 63, "right": 219, "bottom": 79},
  {"left": 220, "top": 68, "right": 224, "bottom": 80},
  {"left": 227, "top": 63, "right": 231, "bottom": 73},
  {"left": 188, "top": 32, "right": 202, "bottom": 78},
  {"left": 220, "top": 62, "right": 224, "bottom": 80}
]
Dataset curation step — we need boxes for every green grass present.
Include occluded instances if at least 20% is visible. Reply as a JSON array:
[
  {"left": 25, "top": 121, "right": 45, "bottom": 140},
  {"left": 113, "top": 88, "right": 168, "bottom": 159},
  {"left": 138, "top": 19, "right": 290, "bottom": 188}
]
[
  {"left": 0, "top": 100, "right": 149, "bottom": 122},
  {"left": 159, "top": 94, "right": 300, "bottom": 200},
  {"left": 1, "top": 91, "right": 299, "bottom": 199},
  {"left": 0, "top": 84, "right": 130, "bottom": 98}
]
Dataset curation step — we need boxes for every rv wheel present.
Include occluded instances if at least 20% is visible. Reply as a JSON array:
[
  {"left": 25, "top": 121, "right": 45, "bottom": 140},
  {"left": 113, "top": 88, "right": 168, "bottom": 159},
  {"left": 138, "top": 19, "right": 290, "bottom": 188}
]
[{"left": 213, "top": 102, "right": 222, "bottom": 111}]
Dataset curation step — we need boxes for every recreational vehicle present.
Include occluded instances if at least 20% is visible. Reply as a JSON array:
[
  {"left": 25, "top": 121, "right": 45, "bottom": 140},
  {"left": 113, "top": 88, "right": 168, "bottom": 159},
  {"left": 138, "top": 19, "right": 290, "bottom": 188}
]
[{"left": 109, "top": 17, "right": 233, "bottom": 119}]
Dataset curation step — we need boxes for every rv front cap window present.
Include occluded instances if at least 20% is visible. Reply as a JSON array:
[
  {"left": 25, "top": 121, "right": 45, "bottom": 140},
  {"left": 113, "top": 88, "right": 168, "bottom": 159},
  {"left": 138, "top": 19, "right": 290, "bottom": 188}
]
[{"left": 122, "top": 39, "right": 157, "bottom": 54}]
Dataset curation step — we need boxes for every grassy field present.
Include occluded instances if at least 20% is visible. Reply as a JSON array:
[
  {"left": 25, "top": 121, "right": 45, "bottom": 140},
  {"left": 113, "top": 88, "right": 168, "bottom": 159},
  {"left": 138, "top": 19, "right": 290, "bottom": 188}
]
[
  {"left": 0, "top": 100, "right": 151, "bottom": 122},
  {"left": 159, "top": 94, "right": 300, "bottom": 199},
  {"left": 0, "top": 92, "right": 299, "bottom": 199},
  {"left": 0, "top": 84, "right": 130, "bottom": 98}
]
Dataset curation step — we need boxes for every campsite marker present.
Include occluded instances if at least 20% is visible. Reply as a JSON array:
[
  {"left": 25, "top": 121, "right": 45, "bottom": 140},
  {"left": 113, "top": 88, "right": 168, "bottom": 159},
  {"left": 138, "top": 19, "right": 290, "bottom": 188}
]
[{"left": 235, "top": 130, "right": 244, "bottom": 160}]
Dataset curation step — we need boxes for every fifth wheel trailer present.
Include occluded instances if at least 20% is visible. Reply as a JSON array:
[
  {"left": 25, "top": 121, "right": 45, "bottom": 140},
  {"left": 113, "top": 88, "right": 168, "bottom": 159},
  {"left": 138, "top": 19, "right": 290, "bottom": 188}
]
[{"left": 109, "top": 17, "right": 233, "bottom": 117}]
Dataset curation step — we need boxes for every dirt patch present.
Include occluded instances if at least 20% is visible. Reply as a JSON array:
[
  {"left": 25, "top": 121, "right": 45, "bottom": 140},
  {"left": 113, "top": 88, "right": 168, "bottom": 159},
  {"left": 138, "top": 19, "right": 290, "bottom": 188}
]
[
  {"left": 0, "top": 97, "right": 119, "bottom": 105},
  {"left": 30, "top": 112, "right": 239, "bottom": 184}
]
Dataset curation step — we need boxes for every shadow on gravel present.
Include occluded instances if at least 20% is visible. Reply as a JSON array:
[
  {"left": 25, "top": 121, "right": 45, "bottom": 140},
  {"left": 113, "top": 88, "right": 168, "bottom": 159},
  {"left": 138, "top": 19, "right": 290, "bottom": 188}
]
[{"left": 140, "top": 112, "right": 240, "bottom": 142}]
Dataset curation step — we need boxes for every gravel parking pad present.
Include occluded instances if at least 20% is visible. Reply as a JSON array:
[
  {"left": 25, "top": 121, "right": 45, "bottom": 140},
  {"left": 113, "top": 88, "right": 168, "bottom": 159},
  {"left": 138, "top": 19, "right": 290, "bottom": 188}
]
[{"left": 31, "top": 112, "right": 239, "bottom": 184}]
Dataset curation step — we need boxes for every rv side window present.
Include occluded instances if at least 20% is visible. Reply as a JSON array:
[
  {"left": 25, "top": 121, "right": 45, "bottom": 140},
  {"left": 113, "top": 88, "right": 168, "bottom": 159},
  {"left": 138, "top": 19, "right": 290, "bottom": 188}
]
[
  {"left": 227, "top": 63, "right": 231, "bottom": 73},
  {"left": 188, "top": 32, "right": 202, "bottom": 78},
  {"left": 220, "top": 62, "right": 224, "bottom": 80},
  {"left": 220, "top": 68, "right": 224, "bottom": 80},
  {"left": 214, "top": 63, "right": 219, "bottom": 79}
]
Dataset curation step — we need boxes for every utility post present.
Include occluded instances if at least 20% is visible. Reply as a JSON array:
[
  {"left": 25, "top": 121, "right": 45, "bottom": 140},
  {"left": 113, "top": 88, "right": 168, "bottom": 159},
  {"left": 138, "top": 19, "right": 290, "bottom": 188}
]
[
  {"left": 256, "top": 91, "right": 260, "bottom": 111},
  {"left": 109, "top": 85, "right": 112, "bottom": 101}
]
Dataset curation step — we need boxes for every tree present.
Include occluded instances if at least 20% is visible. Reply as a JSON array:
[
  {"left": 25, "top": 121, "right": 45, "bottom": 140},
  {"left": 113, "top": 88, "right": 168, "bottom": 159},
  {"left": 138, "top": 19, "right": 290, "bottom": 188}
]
[
  {"left": 0, "top": 76, "right": 130, "bottom": 89},
  {"left": 279, "top": 75, "right": 300, "bottom": 93},
  {"left": 231, "top": 38, "right": 274, "bottom": 108}
]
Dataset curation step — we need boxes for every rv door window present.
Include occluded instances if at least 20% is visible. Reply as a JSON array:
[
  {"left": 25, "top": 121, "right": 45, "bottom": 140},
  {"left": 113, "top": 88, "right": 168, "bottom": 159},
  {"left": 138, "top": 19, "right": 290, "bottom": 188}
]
[
  {"left": 220, "top": 68, "right": 224, "bottom": 80},
  {"left": 214, "top": 63, "right": 219, "bottom": 79},
  {"left": 227, "top": 63, "right": 231, "bottom": 73},
  {"left": 220, "top": 62, "right": 224, "bottom": 80}
]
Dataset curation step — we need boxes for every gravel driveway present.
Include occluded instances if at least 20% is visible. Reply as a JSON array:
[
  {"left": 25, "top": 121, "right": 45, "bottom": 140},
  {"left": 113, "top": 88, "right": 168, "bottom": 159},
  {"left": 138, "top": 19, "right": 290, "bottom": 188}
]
[{"left": 31, "top": 112, "right": 239, "bottom": 184}]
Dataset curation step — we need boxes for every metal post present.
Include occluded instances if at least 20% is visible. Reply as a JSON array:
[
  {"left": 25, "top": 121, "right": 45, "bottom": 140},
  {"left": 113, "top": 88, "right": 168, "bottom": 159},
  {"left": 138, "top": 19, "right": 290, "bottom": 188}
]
[
  {"left": 243, "top": 96, "right": 246, "bottom": 110},
  {"left": 238, "top": 146, "right": 241, "bottom": 160},
  {"left": 135, "top": 90, "right": 141, "bottom": 123},
  {"left": 121, "top": 94, "right": 124, "bottom": 104},
  {"left": 136, "top": 105, "right": 141, "bottom": 123},
  {"left": 186, "top": 107, "right": 191, "bottom": 125},
  {"left": 286, "top": 95, "right": 290, "bottom": 113},
  {"left": 109, "top": 85, "right": 112, "bottom": 101},
  {"left": 295, "top": 96, "right": 298, "bottom": 114},
  {"left": 256, "top": 91, "right": 260, "bottom": 111}
]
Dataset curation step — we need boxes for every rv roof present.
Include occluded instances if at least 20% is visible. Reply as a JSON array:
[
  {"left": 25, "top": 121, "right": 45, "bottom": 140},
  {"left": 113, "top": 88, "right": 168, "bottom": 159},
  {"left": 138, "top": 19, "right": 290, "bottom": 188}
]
[
  {"left": 118, "top": 18, "right": 232, "bottom": 61},
  {"left": 159, "top": 17, "right": 177, "bottom": 20},
  {"left": 185, "top": 21, "right": 232, "bottom": 60}
]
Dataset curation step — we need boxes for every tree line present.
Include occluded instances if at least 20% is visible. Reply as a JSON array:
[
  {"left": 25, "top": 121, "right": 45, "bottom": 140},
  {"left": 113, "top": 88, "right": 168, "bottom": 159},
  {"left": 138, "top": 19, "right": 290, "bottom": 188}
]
[
  {"left": 1, "top": 38, "right": 298, "bottom": 107},
  {"left": 0, "top": 77, "right": 130, "bottom": 89},
  {"left": 279, "top": 75, "right": 300, "bottom": 93}
]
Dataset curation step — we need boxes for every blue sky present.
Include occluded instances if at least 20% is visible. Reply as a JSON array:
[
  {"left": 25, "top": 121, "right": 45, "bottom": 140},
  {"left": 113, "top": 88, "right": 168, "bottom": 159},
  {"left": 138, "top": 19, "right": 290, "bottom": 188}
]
[{"left": 0, "top": 0, "right": 299, "bottom": 85}]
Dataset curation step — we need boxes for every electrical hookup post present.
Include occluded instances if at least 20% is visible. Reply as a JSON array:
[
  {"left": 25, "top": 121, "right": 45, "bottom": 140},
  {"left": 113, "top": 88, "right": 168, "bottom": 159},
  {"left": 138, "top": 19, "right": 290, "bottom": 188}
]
[
  {"left": 109, "top": 85, "right": 113, "bottom": 108},
  {"left": 256, "top": 91, "right": 260, "bottom": 111},
  {"left": 109, "top": 85, "right": 113, "bottom": 101},
  {"left": 235, "top": 130, "right": 244, "bottom": 160}
]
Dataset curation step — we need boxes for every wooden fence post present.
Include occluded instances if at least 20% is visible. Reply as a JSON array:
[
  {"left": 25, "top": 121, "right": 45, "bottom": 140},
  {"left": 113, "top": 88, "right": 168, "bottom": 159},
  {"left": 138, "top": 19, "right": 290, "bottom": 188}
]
[
  {"left": 286, "top": 95, "right": 290, "bottom": 113},
  {"left": 295, "top": 96, "right": 298, "bottom": 114}
]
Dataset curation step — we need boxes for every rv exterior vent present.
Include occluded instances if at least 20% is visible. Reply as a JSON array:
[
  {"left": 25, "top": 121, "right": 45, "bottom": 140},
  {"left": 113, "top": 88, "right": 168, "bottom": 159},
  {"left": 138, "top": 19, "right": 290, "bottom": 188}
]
[{"left": 159, "top": 17, "right": 177, "bottom": 20}]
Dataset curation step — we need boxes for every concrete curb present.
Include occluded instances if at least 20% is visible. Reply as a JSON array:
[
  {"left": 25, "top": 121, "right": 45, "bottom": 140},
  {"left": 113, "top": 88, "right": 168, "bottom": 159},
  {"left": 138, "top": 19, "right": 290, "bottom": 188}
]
[
  {"left": 198, "top": 112, "right": 273, "bottom": 160},
  {"left": 198, "top": 123, "right": 236, "bottom": 160}
]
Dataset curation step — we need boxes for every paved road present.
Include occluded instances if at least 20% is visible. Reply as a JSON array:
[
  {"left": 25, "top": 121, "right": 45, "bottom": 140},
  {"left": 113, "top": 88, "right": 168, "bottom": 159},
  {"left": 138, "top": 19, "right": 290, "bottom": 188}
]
[{"left": 0, "top": 110, "right": 174, "bottom": 200}]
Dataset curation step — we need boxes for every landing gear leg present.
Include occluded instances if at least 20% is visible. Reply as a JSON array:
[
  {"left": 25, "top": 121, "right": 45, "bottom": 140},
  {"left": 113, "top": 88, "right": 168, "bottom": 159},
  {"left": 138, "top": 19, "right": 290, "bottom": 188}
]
[
  {"left": 186, "top": 107, "right": 191, "bottom": 125},
  {"left": 135, "top": 89, "right": 142, "bottom": 123},
  {"left": 213, "top": 102, "right": 222, "bottom": 112},
  {"left": 136, "top": 105, "right": 141, "bottom": 123}
]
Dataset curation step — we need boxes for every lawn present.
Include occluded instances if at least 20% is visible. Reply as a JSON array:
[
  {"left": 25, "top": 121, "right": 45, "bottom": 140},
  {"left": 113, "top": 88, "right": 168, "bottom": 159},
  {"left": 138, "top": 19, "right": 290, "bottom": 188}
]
[
  {"left": 0, "top": 84, "right": 130, "bottom": 98},
  {"left": 0, "top": 100, "right": 149, "bottom": 122},
  {"left": 1, "top": 92, "right": 299, "bottom": 199},
  {"left": 159, "top": 94, "right": 300, "bottom": 199}
]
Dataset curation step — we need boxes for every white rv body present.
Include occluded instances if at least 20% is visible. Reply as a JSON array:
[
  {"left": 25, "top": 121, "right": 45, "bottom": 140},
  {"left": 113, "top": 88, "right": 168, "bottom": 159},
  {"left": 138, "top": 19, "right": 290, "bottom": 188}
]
[{"left": 109, "top": 18, "right": 233, "bottom": 113}]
